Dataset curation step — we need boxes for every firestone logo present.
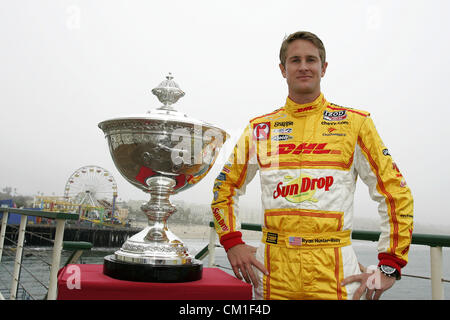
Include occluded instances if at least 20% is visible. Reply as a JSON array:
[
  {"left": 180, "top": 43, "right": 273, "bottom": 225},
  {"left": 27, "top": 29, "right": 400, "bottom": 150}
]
[{"left": 273, "top": 174, "right": 334, "bottom": 203}]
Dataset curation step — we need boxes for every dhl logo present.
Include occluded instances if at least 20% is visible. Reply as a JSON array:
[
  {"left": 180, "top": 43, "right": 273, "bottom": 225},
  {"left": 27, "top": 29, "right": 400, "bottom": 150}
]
[
  {"left": 273, "top": 174, "right": 334, "bottom": 203},
  {"left": 268, "top": 143, "right": 341, "bottom": 156},
  {"left": 296, "top": 106, "right": 314, "bottom": 113}
]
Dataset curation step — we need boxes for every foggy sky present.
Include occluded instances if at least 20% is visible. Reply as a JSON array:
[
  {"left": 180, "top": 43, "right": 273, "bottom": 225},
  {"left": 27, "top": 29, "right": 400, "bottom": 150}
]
[{"left": 1, "top": 0, "right": 449, "bottom": 228}]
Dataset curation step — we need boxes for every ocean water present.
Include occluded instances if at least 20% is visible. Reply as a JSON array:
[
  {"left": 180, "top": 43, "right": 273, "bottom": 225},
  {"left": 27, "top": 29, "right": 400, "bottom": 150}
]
[{"left": 0, "top": 239, "right": 448, "bottom": 300}]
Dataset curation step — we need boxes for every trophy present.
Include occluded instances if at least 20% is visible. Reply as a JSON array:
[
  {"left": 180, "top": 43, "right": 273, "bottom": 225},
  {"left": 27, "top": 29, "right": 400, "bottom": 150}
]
[{"left": 98, "top": 73, "right": 228, "bottom": 282}]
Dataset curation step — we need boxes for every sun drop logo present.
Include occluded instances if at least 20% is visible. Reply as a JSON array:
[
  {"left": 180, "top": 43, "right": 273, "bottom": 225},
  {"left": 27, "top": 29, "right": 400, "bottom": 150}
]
[
  {"left": 273, "top": 174, "right": 334, "bottom": 203},
  {"left": 212, "top": 207, "right": 229, "bottom": 232}
]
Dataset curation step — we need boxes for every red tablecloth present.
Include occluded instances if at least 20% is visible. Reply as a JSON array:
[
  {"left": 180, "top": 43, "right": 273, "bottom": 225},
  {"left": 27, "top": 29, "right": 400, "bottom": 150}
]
[{"left": 57, "top": 264, "right": 252, "bottom": 300}]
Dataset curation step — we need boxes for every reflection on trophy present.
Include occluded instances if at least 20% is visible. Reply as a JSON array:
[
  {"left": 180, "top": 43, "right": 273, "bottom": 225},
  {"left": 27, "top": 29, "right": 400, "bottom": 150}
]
[{"left": 98, "top": 74, "right": 228, "bottom": 282}]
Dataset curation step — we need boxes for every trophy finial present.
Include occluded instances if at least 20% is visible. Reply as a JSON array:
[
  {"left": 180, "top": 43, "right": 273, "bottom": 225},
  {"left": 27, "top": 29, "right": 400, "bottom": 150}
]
[{"left": 151, "top": 73, "right": 185, "bottom": 110}]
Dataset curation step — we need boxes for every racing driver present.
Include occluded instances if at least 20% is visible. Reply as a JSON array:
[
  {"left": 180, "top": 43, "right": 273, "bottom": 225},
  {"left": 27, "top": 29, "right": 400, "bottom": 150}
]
[{"left": 210, "top": 31, "right": 414, "bottom": 300}]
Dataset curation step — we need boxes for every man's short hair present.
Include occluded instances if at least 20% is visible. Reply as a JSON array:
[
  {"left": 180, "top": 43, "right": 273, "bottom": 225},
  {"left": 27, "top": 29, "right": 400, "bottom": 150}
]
[{"left": 279, "top": 31, "right": 326, "bottom": 67}]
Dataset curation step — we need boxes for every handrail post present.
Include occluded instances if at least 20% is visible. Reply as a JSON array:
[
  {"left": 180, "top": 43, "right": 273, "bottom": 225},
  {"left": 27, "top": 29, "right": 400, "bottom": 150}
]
[
  {"left": 0, "top": 210, "right": 9, "bottom": 263},
  {"left": 430, "top": 246, "right": 444, "bottom": 300},
  {"left": 10, "top": 214, "right": 27, "bottom": 300},
  {"left": 208, "top": 226, "right": 216, "bottom": 267},
  {"left": 47, "top": 219, "right": 66, "bottom": 300}
]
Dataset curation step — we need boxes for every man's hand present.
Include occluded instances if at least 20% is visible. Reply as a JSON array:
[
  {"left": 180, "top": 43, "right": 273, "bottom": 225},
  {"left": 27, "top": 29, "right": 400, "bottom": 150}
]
[
  {"left": 226, "top": 244, "right": 269, "bottom": 288},
  {"left": 341, "top": 267, "right": 396, "bottom": 300}
]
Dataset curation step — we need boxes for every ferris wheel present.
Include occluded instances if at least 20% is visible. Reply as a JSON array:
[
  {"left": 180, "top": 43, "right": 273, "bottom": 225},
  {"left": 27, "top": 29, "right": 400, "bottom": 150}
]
[{"left": 63, "top": 165, "right": 118, "bottom": 207}]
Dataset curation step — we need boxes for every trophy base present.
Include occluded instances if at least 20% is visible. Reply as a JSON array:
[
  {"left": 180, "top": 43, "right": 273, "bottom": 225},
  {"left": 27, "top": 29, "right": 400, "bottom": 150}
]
[{"left": 103, "top": 255, "right": 203, "bottom": 283}]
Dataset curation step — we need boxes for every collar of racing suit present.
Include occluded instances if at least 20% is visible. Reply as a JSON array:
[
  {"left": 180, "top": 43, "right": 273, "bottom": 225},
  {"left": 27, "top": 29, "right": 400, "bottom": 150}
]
[{"left": 284, "top": 92, "right": 327, "bottom": 117}]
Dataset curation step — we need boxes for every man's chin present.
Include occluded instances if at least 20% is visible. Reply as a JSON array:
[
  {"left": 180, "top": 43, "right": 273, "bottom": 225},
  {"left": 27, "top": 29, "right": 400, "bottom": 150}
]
[{"left": 293, "top": 86, "right": 316, "bottom": 95}]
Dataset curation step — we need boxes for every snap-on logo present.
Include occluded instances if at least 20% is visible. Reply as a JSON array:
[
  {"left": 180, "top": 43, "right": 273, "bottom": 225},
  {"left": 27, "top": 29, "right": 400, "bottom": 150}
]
[
  {"left": 253, "top": 122, "right": 270, "bottom": 141},
  {"left": 268, "top": 143, "right": 341, "bottom": 156},
  {"left": 273, "top": 174, "right": 334, "bottom": 203}
]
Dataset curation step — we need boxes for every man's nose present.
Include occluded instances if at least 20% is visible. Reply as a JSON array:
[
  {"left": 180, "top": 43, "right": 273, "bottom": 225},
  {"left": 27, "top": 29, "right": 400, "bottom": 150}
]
[{"left": 298, "top": 61, "right": 309, "bottom": 71}]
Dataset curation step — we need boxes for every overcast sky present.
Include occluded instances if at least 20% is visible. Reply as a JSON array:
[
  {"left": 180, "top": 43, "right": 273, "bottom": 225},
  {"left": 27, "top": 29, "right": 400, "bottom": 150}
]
[{"left": 1, "top": 0, "right": 449, "bottom": 228}]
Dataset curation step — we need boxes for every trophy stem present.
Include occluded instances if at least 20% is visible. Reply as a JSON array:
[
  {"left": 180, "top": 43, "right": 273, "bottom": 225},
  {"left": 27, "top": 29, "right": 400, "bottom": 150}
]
[
  {"left": 103, "top": 176, "right": 203, "bottom": 282},
  {"left": 141, "top": 176, "right": 177, "bottom": 242}
]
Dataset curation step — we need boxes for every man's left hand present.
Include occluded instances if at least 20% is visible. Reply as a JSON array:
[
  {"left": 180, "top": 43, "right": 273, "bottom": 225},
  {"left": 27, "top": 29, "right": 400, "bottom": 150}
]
[{"left": 341, "top": 268, "right": 396, "bottom": 300}]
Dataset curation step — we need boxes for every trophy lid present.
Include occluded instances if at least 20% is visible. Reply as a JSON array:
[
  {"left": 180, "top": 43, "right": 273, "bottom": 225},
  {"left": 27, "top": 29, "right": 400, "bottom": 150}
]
[{"left": 99, "top": 73, "right": 224, "bottom": 132}]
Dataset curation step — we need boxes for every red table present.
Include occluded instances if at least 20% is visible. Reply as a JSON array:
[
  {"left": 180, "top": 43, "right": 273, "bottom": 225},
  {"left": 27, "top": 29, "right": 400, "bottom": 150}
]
[{"left": 57, "top": 264, "right": 252, "bottom": 300}]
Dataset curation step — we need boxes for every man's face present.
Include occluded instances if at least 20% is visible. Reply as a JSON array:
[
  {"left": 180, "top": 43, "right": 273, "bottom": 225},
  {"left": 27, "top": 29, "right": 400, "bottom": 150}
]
[{"left": 279, "top": 39, "right": 327, "bottom": 97}]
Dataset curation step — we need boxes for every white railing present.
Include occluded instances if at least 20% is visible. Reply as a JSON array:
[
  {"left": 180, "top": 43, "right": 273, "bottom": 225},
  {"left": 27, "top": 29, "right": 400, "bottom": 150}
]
[
  {"left": 0, "top": 207, "right": 78, "bottom": 300},
  {"left": 198, "top": 222, "right": 450, "bottom": 300}
]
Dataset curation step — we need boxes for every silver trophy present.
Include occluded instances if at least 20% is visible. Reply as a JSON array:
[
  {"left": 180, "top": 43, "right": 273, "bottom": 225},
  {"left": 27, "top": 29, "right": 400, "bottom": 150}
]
[{"left": 98, "top": 74, "right": 228, "bottom": 282}]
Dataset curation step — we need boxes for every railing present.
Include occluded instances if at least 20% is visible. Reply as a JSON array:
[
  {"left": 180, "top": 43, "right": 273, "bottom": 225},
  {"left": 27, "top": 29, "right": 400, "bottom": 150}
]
[
  {"left": 196, "top": 222, "right": 450, "bottom": 300},
  {"left": 0, "top": 207, "right": 79, "bottom": 300}
]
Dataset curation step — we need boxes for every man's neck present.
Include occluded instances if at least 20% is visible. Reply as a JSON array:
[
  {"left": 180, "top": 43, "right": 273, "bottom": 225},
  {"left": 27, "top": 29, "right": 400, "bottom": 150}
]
[{"left": 288, "top": 91, "right": 321, "bottom": 105}]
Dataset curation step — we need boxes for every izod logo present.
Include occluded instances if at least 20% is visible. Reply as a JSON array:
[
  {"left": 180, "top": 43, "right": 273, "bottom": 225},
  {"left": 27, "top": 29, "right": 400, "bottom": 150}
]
[{"left": 273, "top": 174, "right": 334, "bottom": 203}]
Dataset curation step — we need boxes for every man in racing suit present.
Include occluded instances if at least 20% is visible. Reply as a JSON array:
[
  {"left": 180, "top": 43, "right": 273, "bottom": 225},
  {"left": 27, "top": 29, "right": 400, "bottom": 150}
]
[{"left": 210, "top": 31, "right": 414, "bottom": 300}]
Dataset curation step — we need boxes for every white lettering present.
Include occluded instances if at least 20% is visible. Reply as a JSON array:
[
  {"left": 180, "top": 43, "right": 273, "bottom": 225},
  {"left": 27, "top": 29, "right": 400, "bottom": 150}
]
[{"left": 66, "top": 265, "right": 81, "bottom": 290}]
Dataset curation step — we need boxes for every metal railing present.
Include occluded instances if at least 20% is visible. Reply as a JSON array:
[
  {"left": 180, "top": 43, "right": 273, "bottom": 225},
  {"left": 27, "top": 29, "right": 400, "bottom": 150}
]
[
  {"left": 0, "top": 207, "right": 79, "bottom": 300},
  {"left": 195, "top": 222, "right": 450, "bottom": 300}
]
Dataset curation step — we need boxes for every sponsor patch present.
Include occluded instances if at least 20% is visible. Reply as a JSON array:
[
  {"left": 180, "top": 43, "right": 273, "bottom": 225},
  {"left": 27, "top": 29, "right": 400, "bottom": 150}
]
[
  {"left": 323, "top": 110, "right": 347, "bottom": 121},
  {"left": 274, "top": 121, "right": 294, "bottom": 127},
  {"left": 296, "top": 106, "right": 314, "bottom": 113},
  {"left": 253, "top": 122, "right": 270, "bottom": 141},
  {"left": 273, "top": 128, "right": 293, "bottom": 134},
  {"left": 268, "top": 143, "right": 341, "bottom": 156},
  {"left": 212, "top": 207, "right": 229, "bottom": 232},
  {"left": 266, "top": 232, "right": 278, "bottom": 244},
  {"left": 382, "top": 148, "right": 391, "bottom": 156},
  {"left": 273, "top": 174, "right": 334, "bottom": 203},
  {"left": 321, "top": 120, "right": 349, "bottom": 126},
  {"left": 323, "top": 127, "right": 346, "bottom": 137},
  {"left": 271, "top": 134, "right": 293, "bottom": 141},
  {"left": 217, "top": 173, "right": 226, "bottom": 181}
]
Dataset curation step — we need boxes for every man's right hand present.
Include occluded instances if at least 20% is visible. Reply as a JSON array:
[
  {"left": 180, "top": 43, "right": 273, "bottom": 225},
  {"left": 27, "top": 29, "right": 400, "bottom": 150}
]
[{"left": 226, "top": 244, "right": 269, "bottom": 288}]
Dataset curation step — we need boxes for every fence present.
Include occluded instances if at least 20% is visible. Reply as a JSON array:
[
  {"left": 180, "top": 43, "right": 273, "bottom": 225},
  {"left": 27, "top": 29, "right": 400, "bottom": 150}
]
[
  {"left": 0, "top": 207, "right": 79, "bottom": 300},
  {"left": 195, "top": 221, "right": 450, "bottom": 300}
]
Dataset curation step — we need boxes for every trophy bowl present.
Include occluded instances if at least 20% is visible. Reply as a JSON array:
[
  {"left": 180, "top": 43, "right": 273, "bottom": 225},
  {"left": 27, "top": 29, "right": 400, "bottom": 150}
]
[{"left": 98, "top": 74, "right": 228, "bottom": 282}]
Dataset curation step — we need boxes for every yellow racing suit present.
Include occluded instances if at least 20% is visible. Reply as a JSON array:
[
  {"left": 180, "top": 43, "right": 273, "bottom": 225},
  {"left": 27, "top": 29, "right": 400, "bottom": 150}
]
[{"left": 211, "top": 93, "right": 414, "bottom": 300}]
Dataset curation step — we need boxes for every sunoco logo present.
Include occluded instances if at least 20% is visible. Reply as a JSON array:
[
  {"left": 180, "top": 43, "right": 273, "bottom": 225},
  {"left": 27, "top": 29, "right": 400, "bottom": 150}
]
[{"left": 273, "top": 174, "right": 334, "bottom": 203}]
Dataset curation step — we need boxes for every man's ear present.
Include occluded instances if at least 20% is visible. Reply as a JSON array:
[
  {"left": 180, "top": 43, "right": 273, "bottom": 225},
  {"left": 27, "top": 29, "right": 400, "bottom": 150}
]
[
  {"left": 321, "top": 61, "right": 328, "bottom": 78},
  {"left": 279, "top": 63, "right": 287, "bottom": 78}
]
